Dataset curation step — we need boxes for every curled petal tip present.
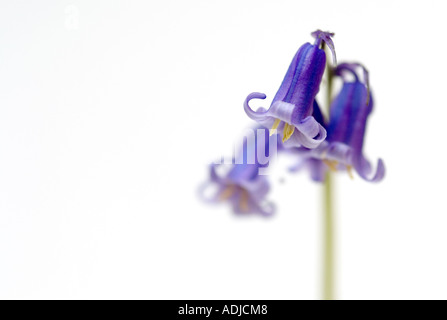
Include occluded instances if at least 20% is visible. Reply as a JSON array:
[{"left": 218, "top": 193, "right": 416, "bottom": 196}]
[
  {"left": 354, "top": 156, "right": 385, "bottom": 182},
  {"left": 246, "top": 92, "right": 266, "bottom": 100},
  {"left": 283, "top": 123, "right": 326, "bottom": 149},
  {"left": 198, "top": 181, "right": 219, "bottom": 203},
  {"left": 244, "top": 92, "right": 268, "bottom": 121},
  {"left": 372, "top": 158, "right": 386, "bottom": 182},
  {"left": 287, "top": 115, "right": 327, "bottom": 149}
]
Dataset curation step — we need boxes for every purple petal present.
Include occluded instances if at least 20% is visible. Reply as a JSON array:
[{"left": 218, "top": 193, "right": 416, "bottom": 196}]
[
  {"left": 353, "top": 155, "right": 385, "bottom": 182},
  {"left": 325, "top": 142, "right": 353, "bottom": 163},
  {"left": 237, "top": 175, "right": 270, "bottom": 201},
  {"left": 244, "top": 94, "right": 327, "bottom": 149},
  {"left": 336, "top": 63, "right": 370, "bottom": 104},
  {"left": 253, "top": 200, "right": 276, "bottom": 216},
  {"left": 245, "top": 94, "right": 295, "bottom": 126},
  {"left": 284, "top": 116, "right": 327, "bottom": 149},
  {"left": 272, "top": 43, "right": 327, "bottom": 118},
  {"left": 244, "top": 92, "right": 268, "bottom": 121},
  {"left": 312, "top": 99, "right": 326, "bottom": 129},
  {"left": 308, "top": 158, "right": 327, "bottom": 182}
]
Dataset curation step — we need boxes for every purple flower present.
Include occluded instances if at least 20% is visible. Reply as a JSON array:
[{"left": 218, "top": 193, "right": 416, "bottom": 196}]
[
  {"left": 200, "top": 128, "right": 280, "bottom": 216},
  {"left": 293, "top": 63, "right": 385, "bottom": 182},
  {"left": 243, "top": 30, "right": 336, "bottom": 149}
]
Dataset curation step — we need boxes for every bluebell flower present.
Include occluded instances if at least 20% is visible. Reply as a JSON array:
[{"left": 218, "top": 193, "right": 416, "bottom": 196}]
[
  {"left": 292, "top": 63, "right": 385, "bottom": 182},
  {"left": 243, "top": 30, "right": 336, "bottom": 149},
  {"left": 200, "top": 128, "right": 281, "bottom": 216}
]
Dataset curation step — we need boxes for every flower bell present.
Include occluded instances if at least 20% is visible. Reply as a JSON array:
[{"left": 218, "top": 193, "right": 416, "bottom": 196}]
[
  {"left": 200, "top": 128, "right": 281, "bottom": 216},
  {"left": 243, "top": 30, "right": 336, "bottom": 149},
  {"left": 294, "top": 63, "right": 385, "bottom": 182}
]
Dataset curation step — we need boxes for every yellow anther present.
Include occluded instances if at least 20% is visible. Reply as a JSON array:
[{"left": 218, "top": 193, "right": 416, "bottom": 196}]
[
  {"left": 282, "top": 123, "right": 295, "bottom": 143},
  {"left": 270, "top": 119, "right": 281, "bottom": 136},
  {"left": 323, "top": 159, "right": 338, "bottom": 172},
  {"left": 239, "top": 190, "right": 249, "bottom": 212},
  {"left": 346, "top": 165, "right": 354, "bottom": 180},
  {"left": 219, "top": 185, "right": 235, "bottom": 200}
]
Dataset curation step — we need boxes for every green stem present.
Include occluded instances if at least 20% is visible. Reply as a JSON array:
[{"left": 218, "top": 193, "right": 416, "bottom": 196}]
[
  {"left": 323, "top": 171, "right": 334, "bottom": 300},
  {"left": 323, "top": 52, "right": 334, "bottom": 300}
]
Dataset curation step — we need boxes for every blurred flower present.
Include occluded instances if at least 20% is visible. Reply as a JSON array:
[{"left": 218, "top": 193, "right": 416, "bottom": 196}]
[
  {"left": 200, "top": 128, "right": 280, "bottom": 216},
  {"left": 243, "top": 30, "right": 336, "bottom": 149},
  {"left": 292, "top": 63, "right": 385, "bottom": 182}
]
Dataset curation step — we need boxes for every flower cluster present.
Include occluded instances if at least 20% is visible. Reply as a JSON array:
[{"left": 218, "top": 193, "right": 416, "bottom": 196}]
[{"left": 201, "top": 30, "right": 385, "bottom": 215}]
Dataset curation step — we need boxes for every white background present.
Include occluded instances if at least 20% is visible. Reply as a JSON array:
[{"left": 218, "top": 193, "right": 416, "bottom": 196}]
[{"left": 0, "top": 0, "right": 446, "bottom": 299}]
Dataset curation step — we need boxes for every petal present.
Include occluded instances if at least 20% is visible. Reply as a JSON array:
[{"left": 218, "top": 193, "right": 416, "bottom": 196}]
[
  {"left": 327, "top": 80, "right": 373, "bottom": 161},
  {"left": 209, "top": 163, "right": 222, "bottom": 182},
  {"left": 231, "top": 195, "right": 275, "bottom": 216},
  {"left": 198, "top": 164, "right": 227, "bottom": 203},
  {"left": 312, "top": 99, "right": 326, "bottom": 129},
  {"left": 353, "top": 155, "right": 385, "bottom": 182},
  {"left": 325, "top": 142, "right": 353, "bottom": 163},
  {"left": 238, "top": 175, "right": 270, "bottom": 202},
  {"left": 271, "top": 43, "right": 312, "bottom": 104},
  {"left": 244, "top": 95, "right": 296, "bottom": 126},
  {"left": 244, "top": 92, "right": 277, "bottom": 128},
  {"left": 348, "top": 88, "right": 373, "bottom": 154},
  {"left": 245, "top": 96, "right": 326, "bottom": 149},
  {"left": 308, "top": 158, "right": 327, "bottom": 182},
  {"left": 272, "top": 43, "right": 327, "bottom": 117},
  {"left": 244, "top": 92, "right": 268, "bottom": 121},
  {"left": 327, "top": 83, "right": 358, "bottom": 143},
  {"left": 284, "top": 116, "right": 327, "bottom": 149},
  {"left": 197, "top": 181, "right": 221, "bottom": 203},
  {"left": 294, "top": 115, "right": 322, "bottom": 138},
  {"left": 335, "top": 63, "right": 370, "bottom": 105},
  {"left": 254, "top": 200, "right": 276, "bottom": 216},
  {"left": 229, "top": 178, "right": 275, "bottom": 216}
]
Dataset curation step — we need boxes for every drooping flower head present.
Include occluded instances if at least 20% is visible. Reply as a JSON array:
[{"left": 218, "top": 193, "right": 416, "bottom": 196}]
[
  {"left": 292, "top": 63, "right": 385, "bottom": 182},
  {"left": 244, "top": 30, "right": 336, "bottom": 149},
  {"left": 200, "top": 128, "right": 281, "bottom": 216}
]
